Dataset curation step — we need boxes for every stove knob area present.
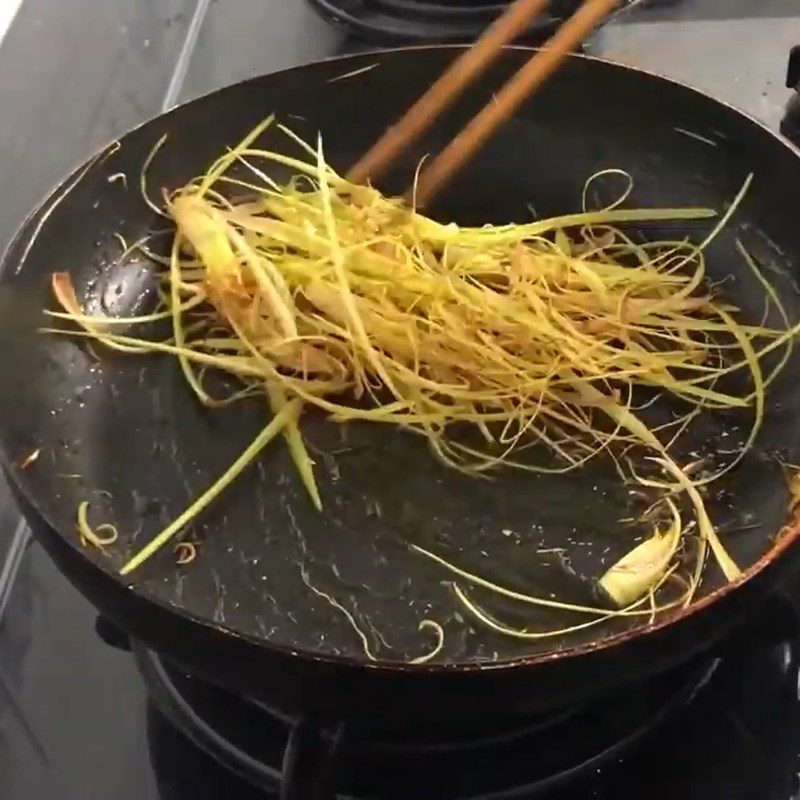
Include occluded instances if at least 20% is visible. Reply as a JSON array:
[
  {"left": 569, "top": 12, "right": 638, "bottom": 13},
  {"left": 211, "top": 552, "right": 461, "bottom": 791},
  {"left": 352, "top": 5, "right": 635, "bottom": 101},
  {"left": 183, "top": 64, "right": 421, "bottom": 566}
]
[{"left": 780, "top": 45, "right": 800, "bottom": 147}]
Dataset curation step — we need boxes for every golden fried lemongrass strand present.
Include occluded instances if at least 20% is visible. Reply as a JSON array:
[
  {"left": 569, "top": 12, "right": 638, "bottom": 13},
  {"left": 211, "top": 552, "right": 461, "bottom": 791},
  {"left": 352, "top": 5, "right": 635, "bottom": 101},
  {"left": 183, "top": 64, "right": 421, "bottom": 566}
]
[
  {"left": 599, "top": 499, "right": 682, "bottom": 606},
  {"left": 267, "top": 384, "right": 321, "bottom": 510},
  {"left": 658, "top": 456, "right": 742, "bottom": 582},
  {"left": 119, "top": 399, "right": 302, "bottom": 575},
  {"left": 413, "top": 543, "right": 675, "bottom": 618},
  {"left": 51, "top": 273, "right": 149, "bottom": 354},
  {"left": 77, "top": 501, "right": 119, "bottom": 549}
]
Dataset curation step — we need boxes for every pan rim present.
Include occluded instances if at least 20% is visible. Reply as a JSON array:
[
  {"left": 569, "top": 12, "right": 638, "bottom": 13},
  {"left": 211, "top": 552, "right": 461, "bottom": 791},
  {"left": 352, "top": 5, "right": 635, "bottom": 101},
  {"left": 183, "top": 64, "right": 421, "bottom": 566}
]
[{"left": 2, "top": 44, "right": 800, "bottom": 674}]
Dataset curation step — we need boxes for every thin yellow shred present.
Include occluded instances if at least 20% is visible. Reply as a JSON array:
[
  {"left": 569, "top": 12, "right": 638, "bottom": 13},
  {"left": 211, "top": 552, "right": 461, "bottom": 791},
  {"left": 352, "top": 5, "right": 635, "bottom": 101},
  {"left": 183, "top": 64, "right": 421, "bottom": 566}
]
[{"left": 77, "top": 501, "right": 119, "bottom": 549}]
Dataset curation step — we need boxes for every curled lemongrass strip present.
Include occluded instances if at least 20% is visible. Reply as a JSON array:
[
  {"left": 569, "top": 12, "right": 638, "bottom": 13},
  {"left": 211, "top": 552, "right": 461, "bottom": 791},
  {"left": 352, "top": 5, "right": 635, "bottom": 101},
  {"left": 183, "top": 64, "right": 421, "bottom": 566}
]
[
  {"left": 409, "top": 620, "right": 445, "bottom": 665},
  {"left": 175, "top": 542, "right": 197, "bottom": 565},
  {"left": 77, "top": 501, "right": 119, "bottom": 549},
  {"left": 119, "top": 400, "right": 301, "bottom": 575}
]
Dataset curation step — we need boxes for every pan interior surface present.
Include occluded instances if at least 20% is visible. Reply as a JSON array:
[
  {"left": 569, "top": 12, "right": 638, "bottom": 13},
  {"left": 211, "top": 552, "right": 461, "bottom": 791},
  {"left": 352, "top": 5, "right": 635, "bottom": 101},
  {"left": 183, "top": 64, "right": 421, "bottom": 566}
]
[{"left": 2, "top": 49, "right": 800, "bottom": 666}]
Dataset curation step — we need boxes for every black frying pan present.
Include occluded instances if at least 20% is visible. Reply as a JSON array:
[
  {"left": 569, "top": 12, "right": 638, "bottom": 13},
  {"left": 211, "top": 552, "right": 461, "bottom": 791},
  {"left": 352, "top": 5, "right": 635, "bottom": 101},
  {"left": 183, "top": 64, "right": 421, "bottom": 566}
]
[{"left": 2, "top": 46, "right": 800, "bottom": 730}]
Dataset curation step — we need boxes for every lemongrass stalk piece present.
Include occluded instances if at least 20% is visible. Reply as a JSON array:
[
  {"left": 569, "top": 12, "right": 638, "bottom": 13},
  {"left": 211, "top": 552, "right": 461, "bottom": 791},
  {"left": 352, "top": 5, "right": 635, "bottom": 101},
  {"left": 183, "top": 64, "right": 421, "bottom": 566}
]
[{"left": 599, "top": 500, "right": 682, "bottom": 607}]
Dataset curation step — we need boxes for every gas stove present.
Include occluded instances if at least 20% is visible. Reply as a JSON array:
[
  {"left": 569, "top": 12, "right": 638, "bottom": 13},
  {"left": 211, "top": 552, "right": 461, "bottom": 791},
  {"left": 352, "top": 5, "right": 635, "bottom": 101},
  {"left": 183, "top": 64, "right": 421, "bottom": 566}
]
[
  {"left": 2, "top": 1, "right": 800, "bottom": 799},
  {"left": 6, "top": 544, "right": 800, "bottom": 799},
  {"left": 304, "top": 0, "right": 582, "bottom": 44}
]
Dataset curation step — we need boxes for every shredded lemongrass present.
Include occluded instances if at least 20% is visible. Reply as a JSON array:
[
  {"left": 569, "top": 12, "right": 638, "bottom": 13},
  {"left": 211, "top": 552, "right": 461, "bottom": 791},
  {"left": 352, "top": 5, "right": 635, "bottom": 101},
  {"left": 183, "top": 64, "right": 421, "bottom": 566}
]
[
  {"left": 413, "top": 543, "right": 670, "bottom": 618},
  {"left": 267, "top": 385, "right": 321, "bottom": 510},
  {"left": 300, "top": 562, "right": 377, "bottom": 660},
  {"left": 77, "top": 501, "right": 119, "bottom": 548},
  {"left": 119, "top": 399, "right": 301, "bottom": 574},
  {"left": 302, "top": 559, "right": 445, "bottom": 661},
  {"left": 51, "top": 273, "right": 149, "bottom": 354},
  {"left": 599, "top": 499, "right": 682, "bottom": 606},
  {"left": 409, "top": 620, "right": 445, "bottom": 664},
  {"left": 141, "top": 133, "right": 169, "bottom": 216},
  {"left": 452, "top": 561, "right": 684, "bottom": 641},
  {"left": 454, "top": 585, "right": 627, "bottom": 640},
  {"left": 49, "top": 119, "right": 800, "bottom": 646},
  {"left": 175, "top": 542, "right": 197, "bottom": 565},
  {"left": 658, "top": 457, "right": 741, "bottom": 582}
]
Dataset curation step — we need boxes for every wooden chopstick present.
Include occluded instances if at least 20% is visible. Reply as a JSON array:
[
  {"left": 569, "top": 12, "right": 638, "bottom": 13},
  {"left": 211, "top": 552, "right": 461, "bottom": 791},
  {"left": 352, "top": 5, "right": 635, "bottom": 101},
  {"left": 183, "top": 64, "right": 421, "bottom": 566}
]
[
  {"left": 347, "top": 0, "right": 619, "bottom": 206},
  {"left": 346, "top": 0, "right": 552, "bottom": 186},
  {"left": 412, "top": 0, "right": 619, "bottom": 207}
]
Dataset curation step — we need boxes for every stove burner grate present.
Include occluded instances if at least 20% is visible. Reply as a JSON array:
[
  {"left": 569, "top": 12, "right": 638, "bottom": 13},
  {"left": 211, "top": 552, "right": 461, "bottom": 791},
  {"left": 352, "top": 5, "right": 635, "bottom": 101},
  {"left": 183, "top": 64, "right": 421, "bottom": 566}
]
[
  {"left": 306, "top": 0, "right": 584, "bottom": 44},
  {"left": 135, "top": 644, "right": 718, "bottom": 800}
]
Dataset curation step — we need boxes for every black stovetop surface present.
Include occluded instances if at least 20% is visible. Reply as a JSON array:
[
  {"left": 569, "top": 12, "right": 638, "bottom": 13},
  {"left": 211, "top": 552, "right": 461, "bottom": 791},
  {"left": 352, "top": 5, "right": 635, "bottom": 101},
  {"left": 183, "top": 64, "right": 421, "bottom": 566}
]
[{"left": 2, "top": 1, "right": 800, "bottom": 798}]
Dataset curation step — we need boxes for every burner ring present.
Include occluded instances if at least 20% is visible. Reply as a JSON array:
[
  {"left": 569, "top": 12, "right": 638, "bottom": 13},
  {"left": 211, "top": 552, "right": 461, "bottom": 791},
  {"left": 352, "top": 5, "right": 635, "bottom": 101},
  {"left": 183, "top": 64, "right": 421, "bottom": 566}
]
[
  {"left": 306, "top": 0, "right": 566, "bottom": 44},
  {"left": 365, "top": 0, "right": 512, "bottom": 19},
  {"left": 135, "top": 643, "right": 719, "bottom": 799}
]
